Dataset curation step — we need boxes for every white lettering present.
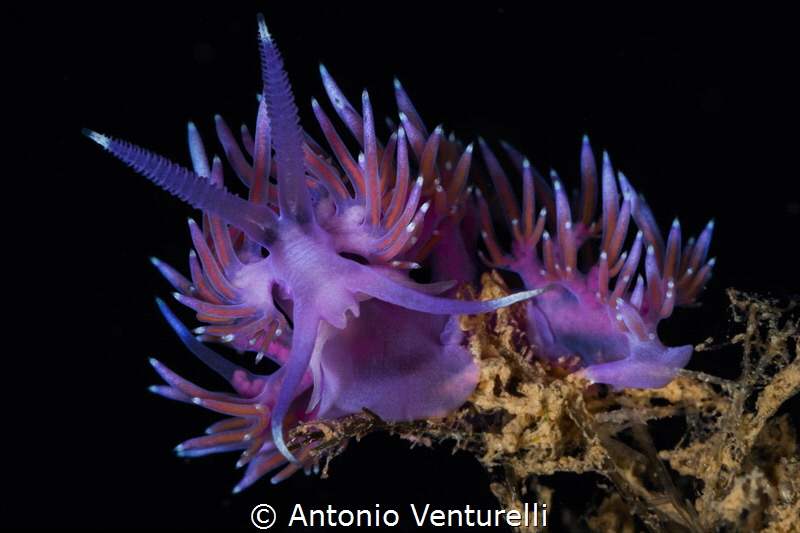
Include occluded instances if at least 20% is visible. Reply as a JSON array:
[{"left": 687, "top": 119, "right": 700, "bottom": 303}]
[
  {"left": 447, "top": 509, "right": 462, "bottom": 526},
  {"left": 326, "top": 505, "right": 337, "bottom": 525},
  {"left": 289, "top": 502, "right": 543, "bottom": 527},
  {"left": 357, "top": 508, "right": 371, "bottom": 526},
  {"left": 289, "top": 504, "right": 401, "bottom": 527},
  {"left": 465, "top": 504, "right": 476, "bottom": 526},
  {"left": 288, "top": 504, "right": 307, "bottom": 527},
  {"left": 410, "top": 503, "right": 429, "bottom": 526},
  {"left": 383, "top": 509, "right": 399, "bottom": 526},
  {"left": 336, "top": 509, "right": 351, "bottom": 526},
  {"left": 310, "top": 508, "right": 324, "bottom": 526}
]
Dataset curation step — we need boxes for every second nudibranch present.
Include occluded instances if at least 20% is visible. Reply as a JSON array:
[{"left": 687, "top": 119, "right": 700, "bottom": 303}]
[
  {"left": 85, "top": 14, "right": 546, "bottom": 488},
  {"left": 477, "top": 137, "right": 714, "bottom": 389}
]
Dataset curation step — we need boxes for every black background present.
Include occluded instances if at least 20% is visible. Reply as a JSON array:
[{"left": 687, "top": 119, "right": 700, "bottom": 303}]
[{"left": 8, "top": 2, "right": 797, "bottom": 531}]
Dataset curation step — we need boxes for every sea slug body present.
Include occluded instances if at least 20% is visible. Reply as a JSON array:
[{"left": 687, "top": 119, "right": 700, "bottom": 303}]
[
  {"left": 85, "top": 14, "right": 713, "bottom": 491},
  {"left": 477, "top": 137, "right": 714, "bottom": 388},
  {"left": 85, "top": 15, "right": 546, "bottom": 490}
]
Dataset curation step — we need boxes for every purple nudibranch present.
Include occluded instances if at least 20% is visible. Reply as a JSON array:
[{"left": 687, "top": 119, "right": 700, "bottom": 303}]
[{"left": 85, "top": 14, "right": 713, "bottom": 491}]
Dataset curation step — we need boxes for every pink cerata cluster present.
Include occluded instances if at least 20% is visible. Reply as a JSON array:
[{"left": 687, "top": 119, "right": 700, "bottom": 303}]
[{"left": 85, "top": 14, "right": 713, "bottom": 492}]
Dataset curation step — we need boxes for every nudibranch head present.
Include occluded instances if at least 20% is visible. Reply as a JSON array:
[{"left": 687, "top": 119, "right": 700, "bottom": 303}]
[{"left": 477, "top": 136, "right": 714, "bottom": 388}]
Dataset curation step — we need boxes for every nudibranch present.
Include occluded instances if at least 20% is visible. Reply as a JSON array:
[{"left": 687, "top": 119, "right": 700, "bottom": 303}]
[
  {"left": 477, "top": 137, "right": 714, "bottom": 388},
  {"left": 86, "top": 12, "right": 715, "bottom": 490},
  {"left": 84, "top": 15, "right": 547, "bottom": 491}
]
